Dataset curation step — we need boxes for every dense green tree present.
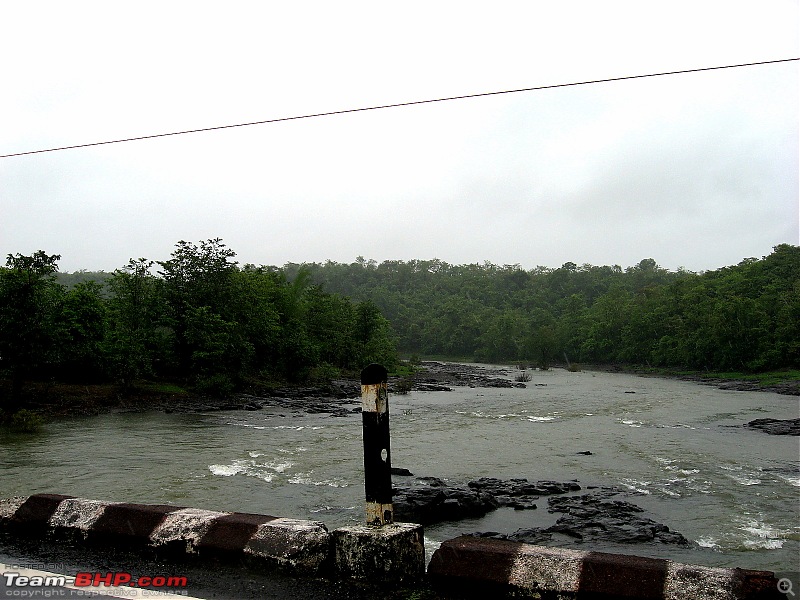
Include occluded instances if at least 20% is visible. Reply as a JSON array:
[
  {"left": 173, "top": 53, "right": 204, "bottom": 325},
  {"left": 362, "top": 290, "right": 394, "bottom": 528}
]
[
  {"left": 57, "top": 281, "right": 107, "bottom": 381},
  {"left": 158, "top": 239, "right": 239, "bottom": 377},
  {"left": 0, "top": 251, "right": 63, "bottom": 409},
  {"left": 353, "top": 300, "right": 397, "bottom": 368},
  {"left": 232, "top": 267, "right": 282, "bottom": 376},
  {"left": 105, "top": 259, "right": 172, "bottom": 386},
  {"left": 185, "top": 305, "right": 252, "bottom": 394}
]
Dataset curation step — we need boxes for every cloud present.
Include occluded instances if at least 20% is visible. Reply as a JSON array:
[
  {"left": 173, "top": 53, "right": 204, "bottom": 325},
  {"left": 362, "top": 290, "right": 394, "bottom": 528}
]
[{"left": 1, "top": 2, "right": 797, "bottom": 273}]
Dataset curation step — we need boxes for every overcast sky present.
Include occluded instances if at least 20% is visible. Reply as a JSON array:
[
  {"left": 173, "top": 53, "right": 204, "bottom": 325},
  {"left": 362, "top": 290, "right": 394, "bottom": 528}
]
[{"left": 1, "top": 1, "right": 798, "bottom": 274}]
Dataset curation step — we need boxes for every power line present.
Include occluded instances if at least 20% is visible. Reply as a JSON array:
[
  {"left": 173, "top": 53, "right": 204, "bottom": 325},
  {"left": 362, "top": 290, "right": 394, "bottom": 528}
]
[{"left": 2, "top": 57, "right": 797, "bottom": 159}]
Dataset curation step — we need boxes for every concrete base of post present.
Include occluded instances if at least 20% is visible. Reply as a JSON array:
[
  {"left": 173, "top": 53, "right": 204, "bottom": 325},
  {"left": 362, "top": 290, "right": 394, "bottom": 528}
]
[{"left": 332, "top": 522, "right": 425, "bottom": 583}]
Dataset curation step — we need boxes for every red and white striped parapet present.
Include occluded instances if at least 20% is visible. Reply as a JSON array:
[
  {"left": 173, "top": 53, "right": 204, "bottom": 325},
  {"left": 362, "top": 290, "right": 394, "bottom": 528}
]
[
  {"left": 428, "top": 535, "right": 779, "bottom": 599},
  {"left": 0, "top": 494, "right": 330, "bottom": 575}
]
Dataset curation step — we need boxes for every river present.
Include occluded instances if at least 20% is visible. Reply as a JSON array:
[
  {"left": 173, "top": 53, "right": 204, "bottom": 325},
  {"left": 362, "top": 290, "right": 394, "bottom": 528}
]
[{"left": 1, "top": 366, "right": 798, "bottom": 573}]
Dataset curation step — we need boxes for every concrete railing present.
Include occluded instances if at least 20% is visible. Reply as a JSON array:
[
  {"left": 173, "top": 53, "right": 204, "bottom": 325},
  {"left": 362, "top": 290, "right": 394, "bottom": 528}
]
[
  {"left": 0, "top": 494, "right": 424, "bottom": 583},
  {"left": 427, "top": 535, "right": 781, "bottom": 599},
  {"left": 1, "top": 494, "right": 783, "bottom": 598}
]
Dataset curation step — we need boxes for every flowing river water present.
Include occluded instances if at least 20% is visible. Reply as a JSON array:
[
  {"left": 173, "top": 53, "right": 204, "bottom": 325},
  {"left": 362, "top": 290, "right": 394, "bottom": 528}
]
[{"left": 1, "top": 366, "right": 798, "bottom": 574}]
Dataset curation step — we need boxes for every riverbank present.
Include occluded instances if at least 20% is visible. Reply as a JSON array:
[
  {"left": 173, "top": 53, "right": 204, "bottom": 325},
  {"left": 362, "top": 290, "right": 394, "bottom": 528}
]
[
  {"left": 403, "top": 359, "right": 800, "bottom": 396},
  {"left": 2, "top": 361, "right": 798, "bottom": 424},
  {"left": 577, "top": 364, "right": 800, "bottom": 396}
]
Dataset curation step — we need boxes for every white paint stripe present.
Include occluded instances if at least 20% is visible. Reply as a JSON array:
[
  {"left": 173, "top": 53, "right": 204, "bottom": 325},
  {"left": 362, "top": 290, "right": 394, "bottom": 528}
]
[
  {"left": 49, "top": 497, "right": 113, "bottom": 531},
  {"left": 361, "top": 383, "right": 389, "bottom": 413},
  {"left": 245, "top": 518, "right": 330, "bottom": 570},
  {"left": 502, "top": 545, "right": 749, "bottom": 598},
  {"left": 150, "top": 508, "right": 229, "bottom": 551},
  {"left": 0, "top": 496, "right": 27, "bottom": 520},
  {"left": 664, "top": 561, "right": 740, "bottom": 600},
  {"left": 508, "top": 544, "right": 583, "bottom": 592},
  {"left": 361, "top": 384, "right": 379, "bottom": 412},
  {"left": 0, "top": 563, "right": 206, "bottom": 599},
  {"left": 246, "top": 517, "right": 329, "bottom": 550}
]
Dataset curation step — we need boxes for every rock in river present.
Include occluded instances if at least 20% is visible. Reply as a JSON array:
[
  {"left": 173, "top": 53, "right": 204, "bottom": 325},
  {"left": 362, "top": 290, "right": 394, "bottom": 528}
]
[
  {"left": 473, "top": 489, "right": 689, "bottom": 547},
  {"left": 391, "top": 476, "right": 582, "bottom": 525},
  {"left": 744, "top": 418, "right": 800, "bottom": 436},
  {"left": 392, "top": 477, "right": 498, "bottom": 524}
]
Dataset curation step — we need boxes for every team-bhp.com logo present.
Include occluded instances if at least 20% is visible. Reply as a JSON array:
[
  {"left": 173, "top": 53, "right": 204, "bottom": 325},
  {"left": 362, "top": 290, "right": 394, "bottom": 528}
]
[{"left": 4, "top": 571, "right": 188, "bottom": 588}]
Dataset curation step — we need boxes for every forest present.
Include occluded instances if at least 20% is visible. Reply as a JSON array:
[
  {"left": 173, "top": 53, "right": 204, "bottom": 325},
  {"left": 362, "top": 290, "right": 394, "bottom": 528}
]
[
  {"left": 1, "top": 241, "right": 798, "bottom": 414},
  {"left": 0, "top": 239, "right": 396, "bottom": 412},
  {"left": 291, "top": 243, "right": 799, "bottom": 372}
]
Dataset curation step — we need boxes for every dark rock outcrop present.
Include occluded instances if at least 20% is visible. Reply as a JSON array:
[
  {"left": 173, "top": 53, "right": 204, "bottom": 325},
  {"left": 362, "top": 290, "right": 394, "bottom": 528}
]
[
  {"left": 390, "top": 467, "right": 414, "bottom": 477},
  {"left": 392, "top": 477, "right": 498, "bottom": 525},
  {"left": 545, "top": 492, "right": 689, "bottom": 545},
  {"left": 467, "top": 477, "right": 581, "bottom": 510},
  {"left": 744, "top": 418, "right": 800, "bottom": 436},
  {"left": 473, "top": 490, "right": 688, "bottom": 547},
  {"left": 392, "top": 476, "right": 582, "bottom": 525},
  {"left": 407, "top": 362, "right": 527, "bottom": 390},
  {"left": 675, "top": 375, "right": 800, "bottom": 396}
]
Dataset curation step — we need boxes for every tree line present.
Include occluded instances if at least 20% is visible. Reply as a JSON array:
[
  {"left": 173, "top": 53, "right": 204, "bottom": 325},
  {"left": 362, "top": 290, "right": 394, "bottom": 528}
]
[
  {"left": 0, "top": 239, "right": 396, "bottom": 411},
  {"left": 3, "top": 240, "right": 797, "bottom": 414},
  {"left": 290, "top": 244, "right": 799, "bottom": 372}
]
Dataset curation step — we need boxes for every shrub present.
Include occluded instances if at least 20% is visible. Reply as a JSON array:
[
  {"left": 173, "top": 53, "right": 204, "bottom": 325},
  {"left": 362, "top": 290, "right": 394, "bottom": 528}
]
[
  {"left": 6, "top": 409, "right": 44, "bottom": 433},
  {"left": 308, "top": 363, "right": 341, "bottom": 383},
  {"left": 394, "top": 376, "right": 414, "bottom": 394},
  {"left": 194, "top": 374, "right": 235, "bottom": 398}
]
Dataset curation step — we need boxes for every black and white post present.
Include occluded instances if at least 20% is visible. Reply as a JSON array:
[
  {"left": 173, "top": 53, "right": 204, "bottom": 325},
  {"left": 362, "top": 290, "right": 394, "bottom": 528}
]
[{"left": 360, "top": 363, "right": 393, "bottom": 526}]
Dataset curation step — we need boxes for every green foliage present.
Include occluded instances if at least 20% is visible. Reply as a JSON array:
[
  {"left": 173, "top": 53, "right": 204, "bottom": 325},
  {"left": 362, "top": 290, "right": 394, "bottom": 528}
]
[
  {"left": 0, "top": 251, "right": 64, "bottom": 410},
  {"left": 308, "top": 363, "right": 342, "bottom": 382},
  {"left": 391, "top": 361, "right": 421, "bottom": 377},
  {"left": 299, "top": 245, "right": 800, "bottom": 373},
  {"left": 55, "top": 270, "right": 112, "bottom": 289},
  {"left": 193, "top": 373, "right": 235, "bottom": 398},
  {"left": 57, "top": 281, "right": 107, "bottom": 381},
  {"left": 1, "top": 242, "right": 796, "bottom": 408},
  {"left": 394, "top": 376, "right": 414, "bottom": 394},
  {"left": 0, "top": 240, "right": 401, "bottom": 404},
  {"left": 104, "top": 259, "right": 172, "bottom": 386},
  {"left": 1, "top": 409, "right": 44, "bottom": 433}
]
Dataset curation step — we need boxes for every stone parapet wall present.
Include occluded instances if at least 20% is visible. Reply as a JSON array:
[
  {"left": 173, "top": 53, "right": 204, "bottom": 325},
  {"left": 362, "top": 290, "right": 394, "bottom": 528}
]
[
  {"left": 0, "top": 494, "right": 781, "bottom": 597},
  {"left": 428, "top": 535, "right": 780, "bottom": 599},
  {"left": 0, "top": 494, "right": 331, "bottom": 576}
]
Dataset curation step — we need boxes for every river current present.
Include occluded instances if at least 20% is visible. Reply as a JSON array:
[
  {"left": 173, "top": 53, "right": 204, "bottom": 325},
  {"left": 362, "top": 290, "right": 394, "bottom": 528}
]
[{"left": 1, "top": 366, "right": 798, "bottom": 573}]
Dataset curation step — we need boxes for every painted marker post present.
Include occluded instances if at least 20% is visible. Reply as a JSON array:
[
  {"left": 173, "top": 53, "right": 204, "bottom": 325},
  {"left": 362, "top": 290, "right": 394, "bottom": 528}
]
[{"left": 360, "top": 363, "right": 393, "bottom": 526}]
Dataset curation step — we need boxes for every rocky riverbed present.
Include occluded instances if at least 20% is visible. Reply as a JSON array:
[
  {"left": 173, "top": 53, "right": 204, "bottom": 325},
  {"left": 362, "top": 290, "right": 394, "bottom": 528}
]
[
  {"left": 16, "top": 361, "right": 797, "bottom": 420},
  {"left": 390, "top": 474, "right": 689, "bottom": 548},
  {"left": 473, "top": 489, "right": 689, "bottom": 546},
  {"left": 124, "top": 361, "right": 525, "bottom": 415},
  {"left": 391, "top": 475, "right": 581, "bottom": 524},
  {"left": 398, "top": 361, "right": 527, "bottom": 391}
]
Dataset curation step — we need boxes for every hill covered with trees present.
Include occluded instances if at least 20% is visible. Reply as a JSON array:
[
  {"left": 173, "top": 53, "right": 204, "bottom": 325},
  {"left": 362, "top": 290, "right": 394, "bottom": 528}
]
[{"left": 292, "top": 244, "right": 799, "bottom": 373}]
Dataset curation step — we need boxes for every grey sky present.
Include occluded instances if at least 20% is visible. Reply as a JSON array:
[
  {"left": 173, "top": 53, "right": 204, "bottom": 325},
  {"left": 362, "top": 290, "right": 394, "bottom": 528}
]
[{"left": 1, "top": 1, "right": 798, "bottom": 274}]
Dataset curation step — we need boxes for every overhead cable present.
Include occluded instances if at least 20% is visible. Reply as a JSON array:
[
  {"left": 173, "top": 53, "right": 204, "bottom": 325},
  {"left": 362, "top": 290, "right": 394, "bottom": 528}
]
[{"left": 2, "top": 57, "right": 797, "bottom": 159}]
